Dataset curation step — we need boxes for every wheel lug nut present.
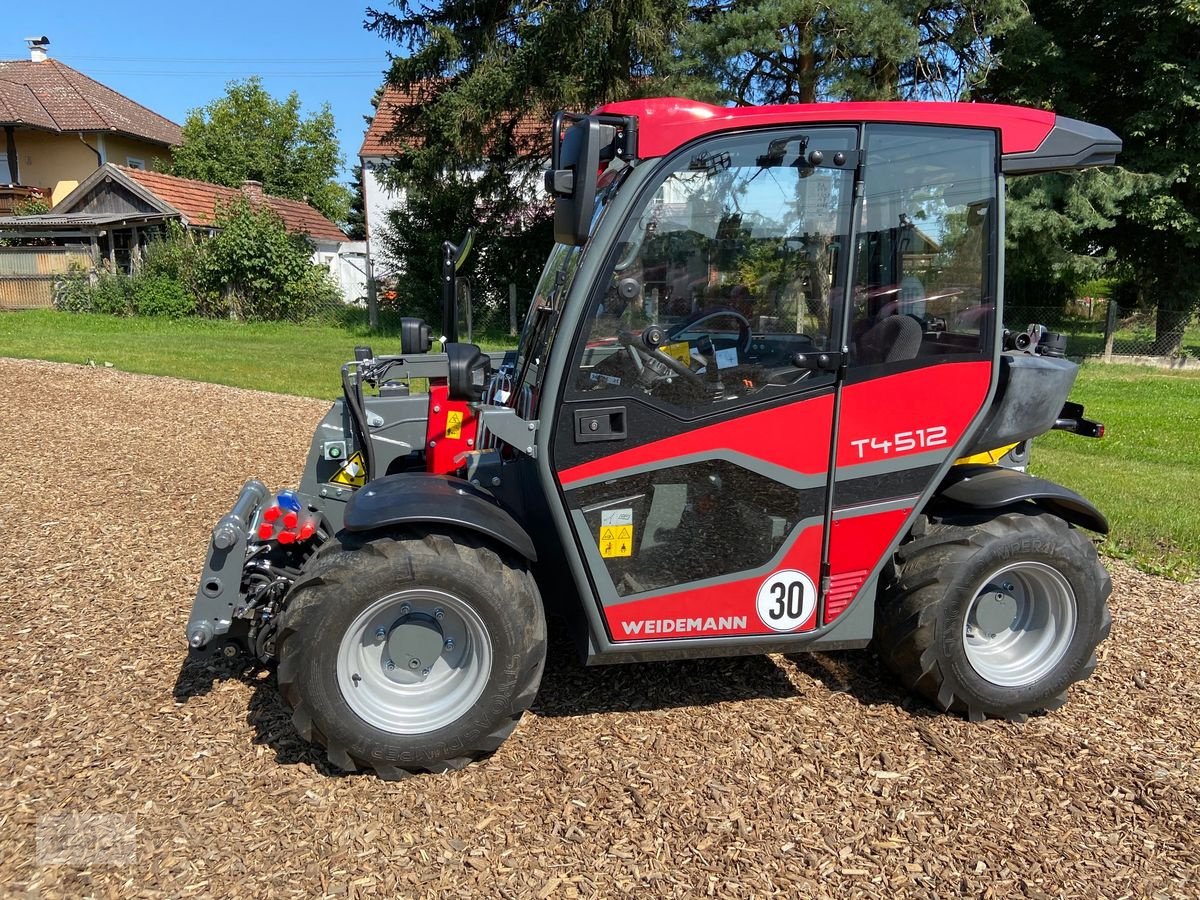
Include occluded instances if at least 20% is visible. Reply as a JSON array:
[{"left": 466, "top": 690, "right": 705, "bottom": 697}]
[
  {"left": 385, "top": 660, "right": 395, "bottom": 671},
  {"left": 444, "top": 638, "right": 455, "bottom": 650},
  {"left": 434, "top": 608, "right": 444, "bottom": 620},
  {"left": 375, "top": 627, "right": 387, "bottom": 638},
  {"left": 399, "top": 604, "right": 411, "bottom": 616},
  {"left": 408, "top": 658, "right": 421, "bottom": 669},
  {"left": 421, "top": 668, "right": 430, "bottom": 676}
]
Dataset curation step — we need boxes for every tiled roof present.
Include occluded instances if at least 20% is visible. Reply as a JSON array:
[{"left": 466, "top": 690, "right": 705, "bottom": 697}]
[
  {"left": 118, "top": 166, "right": 347, "bottom": 242},
  {"left": 0, "top": 58, "right": 181, "bottom": 146},
  {"left": 359, "top": 82, "right": 546, "bottom": 159}
]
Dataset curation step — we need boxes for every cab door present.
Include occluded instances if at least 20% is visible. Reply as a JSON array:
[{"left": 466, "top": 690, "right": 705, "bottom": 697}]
[
  {"left": 548, "top": 126, "right": 860, "bottom": 648},
  {"left": 822, "top": 125, "right": 1001, "bottom": 625}
]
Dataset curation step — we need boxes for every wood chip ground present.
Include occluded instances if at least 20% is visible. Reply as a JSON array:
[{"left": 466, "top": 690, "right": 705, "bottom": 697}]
[{"left": 2, "top": 358, "right": 1197, "bottom": 898}]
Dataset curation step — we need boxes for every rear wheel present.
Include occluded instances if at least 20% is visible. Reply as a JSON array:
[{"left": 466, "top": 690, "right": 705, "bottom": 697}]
[
  {"left": 874, "top": 510, "right": 1112, "bottom": 721},
  {"left": 276, "top": 529, "right": 545, "bottom": 777}
]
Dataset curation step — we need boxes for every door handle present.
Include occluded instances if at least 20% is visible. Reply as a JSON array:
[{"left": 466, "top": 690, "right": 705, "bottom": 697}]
[{"left": 574, "top": 406, "right": 627, "bottom": 443}]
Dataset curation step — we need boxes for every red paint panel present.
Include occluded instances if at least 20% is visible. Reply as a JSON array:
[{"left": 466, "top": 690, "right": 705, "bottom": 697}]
[
  {"left": 826, "top": 508, "right": 913, "bottom": 623},
  {"left": 604, "top": 510, "right": 908, "bottom": 642},
  {"left": 559, "top": 392, "right": 834, "bottom": 486},
  {"left": 825, "top": 569, "right": 870, "bottom": 623},
  {"left": 837, "top": 360, "right": 991, "bottom": 467},
  {"left": 560, "top": 361, "right": 991, "bottom": 487},
  {"left": 594, "top": 97, "right": 1054, "bottom": 158},
  {"left": 425, "top": 381, "right": 479, "bottom": 475}
]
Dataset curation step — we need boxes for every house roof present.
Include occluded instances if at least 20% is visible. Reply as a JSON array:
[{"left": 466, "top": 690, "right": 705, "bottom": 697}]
[
  {"left": 0, "top": 58, "right": 182, "bottom": 146},
  {"left": 359, "top": 82, "right": 545, "bottom": 159},
  {"left": 119, "top": 167, "right": 347, "bottom": 242},
  {"left": 53, "top": 164, "right": 347, "bottom": 242}
]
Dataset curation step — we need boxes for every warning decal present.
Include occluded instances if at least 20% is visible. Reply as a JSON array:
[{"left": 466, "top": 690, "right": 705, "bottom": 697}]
[
  {"left": 662, "top": 341, "right": 692, "bottom": 367},
  {"left": 446, "top": 410, "right": 464, "bottom": 440},
  {"left": 599, "top": 508, "right": 634, "bottom": 558},
  {"left": 329, "top": 451, "right": 367, "bottom": 487}
]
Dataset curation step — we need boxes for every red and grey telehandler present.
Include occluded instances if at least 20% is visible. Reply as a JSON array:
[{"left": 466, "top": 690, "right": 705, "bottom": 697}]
[{"left": 186, "top": 98, "right": 1118, "bottom": 777}]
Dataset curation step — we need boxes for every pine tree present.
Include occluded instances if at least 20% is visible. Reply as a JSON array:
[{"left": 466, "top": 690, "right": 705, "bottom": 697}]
[{"left": 668, "top": 0, "right": 1025, "bottom": 105}]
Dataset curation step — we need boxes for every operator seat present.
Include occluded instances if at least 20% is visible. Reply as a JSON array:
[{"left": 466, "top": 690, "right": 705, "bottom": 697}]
[{"left": 857, "top": 314, "right": 923, "bottom": 365}]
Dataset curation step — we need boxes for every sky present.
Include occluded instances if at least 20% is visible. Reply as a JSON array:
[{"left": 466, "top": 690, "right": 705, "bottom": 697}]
[{"left": 7, "top": 2, "right": 397, "bottom": 182}]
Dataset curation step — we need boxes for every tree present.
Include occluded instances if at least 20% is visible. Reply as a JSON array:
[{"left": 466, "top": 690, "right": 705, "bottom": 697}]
[
  {"left": 668, "top": 0, "right": 1025, "bottom": 105},
  {"left": 363, "top": 1, "right": 1025, "bottom": 323},
  {"left": 364, "top": 1, "right": 694, "bottom": 320},
  {"left": 984, "top": 1, "right": 1200, "bottom": 354},
  {"left": 345, "top": 165, "right": 368, "bottom": 241},
  {"left": 172, "top": 77, "right": 352, "bottom": 224}
]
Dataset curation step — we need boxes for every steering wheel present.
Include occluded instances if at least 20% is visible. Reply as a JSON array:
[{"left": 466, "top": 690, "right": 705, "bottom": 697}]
[
  {"left": 617, "top": 326, "right": 703, "bottom": 388},
  {"left": 665, "top": 306, "right": 753, "bottom": 357}
]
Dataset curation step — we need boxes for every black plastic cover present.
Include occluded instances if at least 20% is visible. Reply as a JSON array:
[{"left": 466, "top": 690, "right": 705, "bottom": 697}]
[
  {"left": 446, "top": 342, "right": 490, "bottom": 401},
  {"left": 1002, "top": 116, "right": 1122, "bottom": 174},
  {"left": 343, "top": 472, "right": 537, "bottom": 560},
  {"left": 962, "top": 353, "right": 1079, "bottom": 455},
  {"left": 939, "top": 464, "right": 1109, "bottom": 533},
  {"left": 399, "top": 317, "right": 433, "bottom": 354}
]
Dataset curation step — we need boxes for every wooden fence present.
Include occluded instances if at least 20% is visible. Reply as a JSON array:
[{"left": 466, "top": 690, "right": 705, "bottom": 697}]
[{"left": 0, "top": 247, "right": 92, "bottom": 309}]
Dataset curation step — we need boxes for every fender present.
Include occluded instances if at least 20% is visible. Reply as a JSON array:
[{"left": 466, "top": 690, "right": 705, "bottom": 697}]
[
  {"left": 935, "top": 464, "right": 1109, "bottom": 534},
  {"left": 343, "top": 472, "right": 537, "bottom": 560}
]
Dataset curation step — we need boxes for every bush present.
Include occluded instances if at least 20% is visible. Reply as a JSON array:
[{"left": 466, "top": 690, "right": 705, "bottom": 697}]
[
  {"left": 52, "top": 204, "right": 344, "bottom": 322},
  {"left": 130, "top": 274, "right": 195, "bottom": 318},
  {"left": 88, "top": 272, "right": 133, "bottom": 316},
  {"left": 53, "top": 261, "right": 94, "bottom": 313}
]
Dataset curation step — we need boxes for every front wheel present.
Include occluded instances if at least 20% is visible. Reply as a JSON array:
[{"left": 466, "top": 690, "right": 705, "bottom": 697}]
[
  {"left": 874, "top": 510, "right": 1112, "bottom": 722},
  {"left": 276, "top": 530, "right": 545, "bottom": 778}
]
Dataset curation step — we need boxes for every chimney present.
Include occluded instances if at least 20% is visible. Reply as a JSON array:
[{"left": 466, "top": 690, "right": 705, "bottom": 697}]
[
  {"left": 240, "top": 180, "right": 264, "bottom": 201},
  {"left": 25, "top": 36, "right": 50, "bottom": 63}
]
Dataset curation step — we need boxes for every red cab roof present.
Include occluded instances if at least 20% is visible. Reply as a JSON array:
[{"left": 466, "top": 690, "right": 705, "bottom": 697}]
[{"left": 593, "top": 97, "right": 1056, "bottom": 159}]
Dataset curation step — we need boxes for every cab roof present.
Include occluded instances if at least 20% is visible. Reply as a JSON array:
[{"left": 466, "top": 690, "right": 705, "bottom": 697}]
[{"left": 592, "top": 97, "right": 1120, "bottom": 174}]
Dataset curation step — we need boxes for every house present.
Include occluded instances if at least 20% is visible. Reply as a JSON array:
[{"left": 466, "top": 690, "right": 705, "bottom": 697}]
[
  {"left": 0, "top": 37, "right": 181, "bottom": 211},
  {"left": 358, "top": 83, "right": 546, "bottom": 282},
  {"left": 0, "top": 164, "right": 359, "bottom": 308}
]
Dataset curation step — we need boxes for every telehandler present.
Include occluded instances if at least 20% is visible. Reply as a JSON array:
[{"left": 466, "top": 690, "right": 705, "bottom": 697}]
[{"left": 187, "top": 98, "right": 1118, "bottom": 777}]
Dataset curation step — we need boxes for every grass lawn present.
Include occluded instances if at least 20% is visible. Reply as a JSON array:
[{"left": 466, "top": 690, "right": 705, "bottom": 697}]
[
  {"left": 3, "top": 309, "right": 1196, "bottom": 579},
  {"left": 1030, "top": 362, "right": 1200, "bottom": 580},
  {"left": 0, "top": 309, "right": 513, "bottom": 399}
]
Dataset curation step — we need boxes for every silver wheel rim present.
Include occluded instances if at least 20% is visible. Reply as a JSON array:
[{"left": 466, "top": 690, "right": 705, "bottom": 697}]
[
  {"left": 336, "top": 587, "right": 493, "bottom": 735},
  {"left": 962, "top": 561, "right": 1077, "bottom": 687}
]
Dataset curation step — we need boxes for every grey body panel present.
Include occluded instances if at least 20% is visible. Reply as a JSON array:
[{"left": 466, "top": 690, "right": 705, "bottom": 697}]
[
  {"left": 938, "top": 464, "right": 1109, "bottom": 534},
  {"left": 1001, "top": 116, "right": 1122, "bottom": 175},
  {"left": 343, "top": 472, "right": 538, "bottom": 561},
  {"left": 185, "top": 478, "right": 269, "bottom": 657}
]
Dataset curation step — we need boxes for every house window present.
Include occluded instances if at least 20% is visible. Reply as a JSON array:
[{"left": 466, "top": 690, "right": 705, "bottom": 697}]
[
  {"left": 126, "top": 157, "right": 146, "bottom": 170},
  {"left": 0, "top": 153, "right": 12, "bottom": 184}
]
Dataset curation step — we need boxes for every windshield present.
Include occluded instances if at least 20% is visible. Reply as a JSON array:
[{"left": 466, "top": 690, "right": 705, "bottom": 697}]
[{"left": 510, "top": 167, "right": 628, "bottom": 401}]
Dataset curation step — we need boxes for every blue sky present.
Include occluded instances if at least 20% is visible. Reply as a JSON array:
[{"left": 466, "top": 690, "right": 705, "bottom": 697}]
[{"left": 7, "top": 3, "right": 395, "bottom": 183}]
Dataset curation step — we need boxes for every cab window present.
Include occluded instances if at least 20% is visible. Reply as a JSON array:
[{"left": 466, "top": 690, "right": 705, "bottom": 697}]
[
  {"left": 569, "top": 127, "right": 858, "bottom": 414},
  {"left": 850, "top": 125, "right": 997, "bottom": 367}
]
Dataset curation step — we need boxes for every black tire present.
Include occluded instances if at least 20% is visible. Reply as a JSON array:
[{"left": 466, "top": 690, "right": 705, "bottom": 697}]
[
  {"left": 874, "top": 509, "right": 1112, "bottom": 722},
  {"left": 276, "top": 529, "right": 546, "bottom": 778}
]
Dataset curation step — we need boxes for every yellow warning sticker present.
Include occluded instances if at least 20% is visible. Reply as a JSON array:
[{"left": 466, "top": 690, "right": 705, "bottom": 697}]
[
  {"left": 599, "top": 524, "right": 634, "bottom": 558},
  {"left": 330, "top": 450, "right": 366, "bottom": 487},
  {"left": 446, "top": 410, "right": 463, "bottom": 440},
  {"left": 662, "top": 341, "right": 692, "bottom": 366}
]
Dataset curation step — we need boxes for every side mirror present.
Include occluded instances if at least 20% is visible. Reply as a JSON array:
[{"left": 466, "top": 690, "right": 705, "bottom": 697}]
[
  {"left": 552, "top": 119, "right": 601, "bottom": 246},
  {"left": 399, "top": 317, "right": 433, "bottom": 354},
  {"left": 446, "top": 342, "right": 490, "bottom": 402}
]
